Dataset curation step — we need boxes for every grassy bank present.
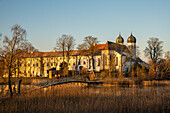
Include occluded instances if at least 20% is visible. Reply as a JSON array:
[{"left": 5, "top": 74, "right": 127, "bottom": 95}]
[
  {"left": 0, "top": 84, "right": 169, "bottom": 113},
  {"left": 0, "top": 77, "right": 50, "bottom": 85}
]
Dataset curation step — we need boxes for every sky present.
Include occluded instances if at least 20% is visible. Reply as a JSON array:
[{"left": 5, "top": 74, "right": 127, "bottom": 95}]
[{"left": 0, "top": 0, "right": 170, "bottom": 61}]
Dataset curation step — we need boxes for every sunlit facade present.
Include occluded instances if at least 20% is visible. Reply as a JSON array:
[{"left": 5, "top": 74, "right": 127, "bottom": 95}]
[{"left": 7, "top": 33, "right": 141, "bottom": 77}]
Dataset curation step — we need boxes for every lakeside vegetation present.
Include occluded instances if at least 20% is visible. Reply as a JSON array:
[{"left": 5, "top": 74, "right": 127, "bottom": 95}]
[
  {"left": 0, "top": 77, "right": 49, "bottom": 85},
  {"left": 0, "top": 84, "right": 169, "bottom": 113}
]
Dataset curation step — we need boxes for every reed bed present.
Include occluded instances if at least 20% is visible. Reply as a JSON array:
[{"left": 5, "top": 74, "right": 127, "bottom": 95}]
[{"left": 0, "top": 83, "right": 170, "bottom": 113}]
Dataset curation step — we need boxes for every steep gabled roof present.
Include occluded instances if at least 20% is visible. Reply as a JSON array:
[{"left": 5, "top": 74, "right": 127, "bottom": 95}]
[{"left": 104, "top": 41, "right": 130, "bottom": 54}]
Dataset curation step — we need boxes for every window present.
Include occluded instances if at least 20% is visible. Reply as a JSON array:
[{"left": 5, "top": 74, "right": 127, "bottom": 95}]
[
  {"left": 115, "top": 57, "right": 118, "bottom": 66},
  {"left": 36, "top": 63, "right": 39, "bottom": 67},
  {"left": 98, "top": 58, "right": 100, "bottom": 66},
  {"left": 105, "top": 56, "right": 107, "bottom": 66},
  {"left": 93, "top": 59, "right": 95, "bottom": 69},
  {"left": 83, "top": 61, "right": 86, "bottom": 65},
  {"left": 73, "top": 63, "right": 75, "bottom": 66},
  {"left": 89, "top": 59, "right": 91, "bottom": 69}
]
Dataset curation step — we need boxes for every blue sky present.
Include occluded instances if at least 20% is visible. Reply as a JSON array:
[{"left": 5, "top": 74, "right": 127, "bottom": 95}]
[{"left": 0, "top": 0, "right": 170, "bottom": 60}]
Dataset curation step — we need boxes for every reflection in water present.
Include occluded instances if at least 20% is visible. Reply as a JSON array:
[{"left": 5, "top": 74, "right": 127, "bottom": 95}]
[
  {"left": 43, "top": 87, "right": 48, "bottom": 93},
  {"left": 1, "top": 82, "right": 170, "bottom": 97},
  {"left": 40, "top": 83, "right": 169, "bottom": 99},
  {"left": 0, "top": 84, "right": 40, "bottom": 97}
]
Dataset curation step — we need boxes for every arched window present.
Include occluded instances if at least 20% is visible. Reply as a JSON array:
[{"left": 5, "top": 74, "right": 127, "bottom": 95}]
[
  {"left": 73, "top": 63, "right": 75, "bottom": 66},
  {"left": 83, "top": 61, "right": 86, "bottom": 65}
]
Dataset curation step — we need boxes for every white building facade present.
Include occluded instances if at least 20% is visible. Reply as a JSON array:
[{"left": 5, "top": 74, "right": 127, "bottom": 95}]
[{"left": 11, "top": 33, "right": 139, "bottom": 77}]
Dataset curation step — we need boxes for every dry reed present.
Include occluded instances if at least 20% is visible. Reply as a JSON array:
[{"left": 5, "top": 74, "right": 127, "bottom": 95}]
[{"left": 0, "top": 83, "right": 170, "bottom": 113}]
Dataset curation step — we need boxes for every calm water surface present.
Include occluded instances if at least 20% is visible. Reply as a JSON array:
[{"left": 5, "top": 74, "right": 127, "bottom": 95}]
[{"left": 1, "top": 83, "right": 170, "bottom": 97}]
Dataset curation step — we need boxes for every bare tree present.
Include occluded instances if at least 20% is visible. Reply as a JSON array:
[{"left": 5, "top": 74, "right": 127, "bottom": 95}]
[
  {"left": 2, "top": 25, "right": 26, "bottom": 97},
  {"left": 55, "top": 35, "right": 67, "bottom": 62},
  {"left": 0, "top": 56, "right": 5, "bottom": 82},
  {"left": 157, "top": 51, "right": 170, "bottom": 79},
  {"left": 65, "top": 35, "right": 75, "bottom": 62},
  {"left": 0, "top": 25, "right": 38, "bottom": 96},
  {"left": 77, "top": 43, "right": 88, "bottom": 50},
  {"left": 55, "top": 34, "right": 75, "bottom": 63},
  {"left": 144, "top": 37, "right": 163, "bottom": 79},
  {"left": 55, "top": 35, "right": 75, "bottom": 77},
  {"left": 165, "top": 51, "right": 170, "bottom": 59},
  {"left": 20, "top": 40, "right": 39, "bottom": 53},
  {"left": 0, "top": 34, "right": 4, "bottom": 80},
  {"left": 144, "top": 38, "right": 163, "bottom": 64},
  {"left": 78, "top": 36, "right": 100, "bottom": 75}
]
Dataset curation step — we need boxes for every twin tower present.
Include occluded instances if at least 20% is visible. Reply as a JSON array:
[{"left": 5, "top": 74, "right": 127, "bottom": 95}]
[{"left": 116, "top": 33, "right": 136, "bottom": 57}]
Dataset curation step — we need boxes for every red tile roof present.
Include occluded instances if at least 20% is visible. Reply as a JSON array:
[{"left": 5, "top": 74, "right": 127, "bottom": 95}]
[
  {"left": 94, "top": 44, "right": 106, "bottom": 50},
  {"left": 17, "top": 41, "right": 130, "bottom": 58}
]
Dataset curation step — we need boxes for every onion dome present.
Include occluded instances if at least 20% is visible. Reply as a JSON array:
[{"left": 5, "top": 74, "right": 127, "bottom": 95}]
[
  {"left": 116, "top": 33, "right": 124, "bottom": 44},
  {"left": 127, "top": 33, "right": 136, "bottom": 43}
]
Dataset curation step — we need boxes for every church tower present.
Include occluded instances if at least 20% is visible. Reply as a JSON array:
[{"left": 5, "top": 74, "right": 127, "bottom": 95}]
[
  {"left": 116, "top": 33, "right": 124, "bottom": 45},
  {"left": 127, "top": 33, "right": 136, "bottom": 57}
]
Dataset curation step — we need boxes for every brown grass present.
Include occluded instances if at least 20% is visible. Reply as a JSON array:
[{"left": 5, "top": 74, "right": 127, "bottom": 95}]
[
  {"left": 0, "top": 77, "right": 50, "bottom": 85},
  {"left": 0, "top": 83, "right": 170, "bottom": 113}
]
